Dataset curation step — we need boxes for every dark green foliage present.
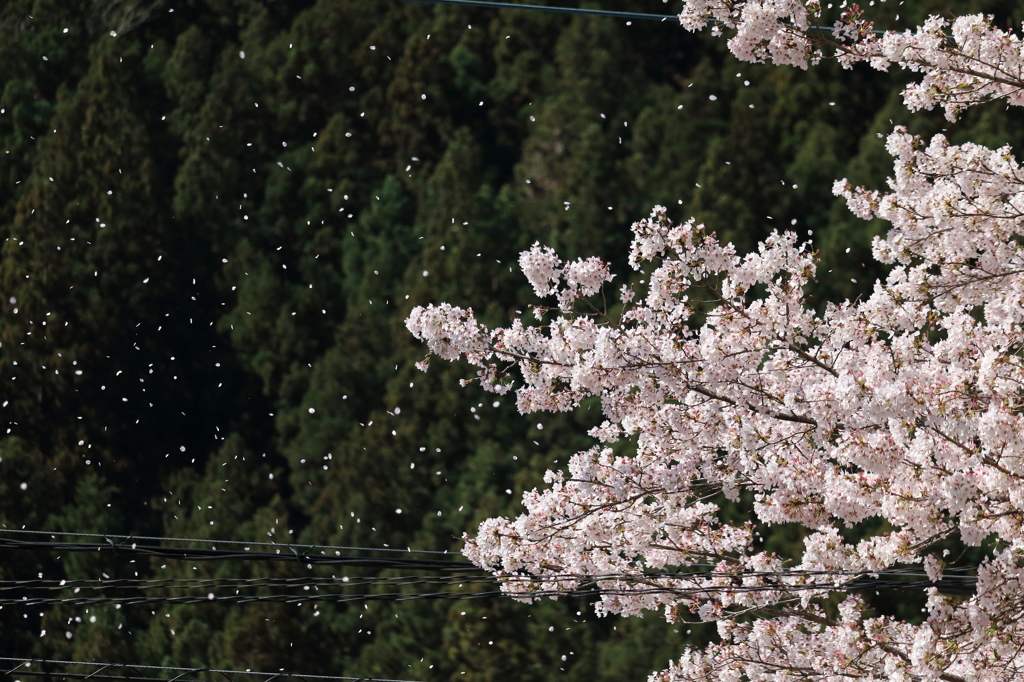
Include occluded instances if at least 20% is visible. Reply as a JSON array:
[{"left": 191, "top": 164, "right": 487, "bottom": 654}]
[{"left": 2, "top": 0, "right": 1023, "bottom": 679}]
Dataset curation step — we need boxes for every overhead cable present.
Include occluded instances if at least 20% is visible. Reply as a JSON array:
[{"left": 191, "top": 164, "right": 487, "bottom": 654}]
[
  {"left": 0, "top": 527, "right": 455, "bottom": 556},
  {"left": 0, "top": 658, "right": 425, "bottom": 682},
  {"left": 0, "top": 567, "right": 980, "bottom": 591},
  {"left": 0, "top": 570, "right": 978, "bottom": 607},
  {"left": 389, "top": 0, "right": 676, "bottom": 21},
  {"left": 0, "top": 581, "right": 976, "bottom": 607},
  {"left": 0, "top": 531, "right": 977, "bottom": 600},
  {"left": 0, "top": 536, "right": 472, "bottom": 571},
  {"left": 385, "top": 0, "right": 886, "bottom": 34},
  {"left": 0, "top": 589, "right": 519, "bottom": 607}
]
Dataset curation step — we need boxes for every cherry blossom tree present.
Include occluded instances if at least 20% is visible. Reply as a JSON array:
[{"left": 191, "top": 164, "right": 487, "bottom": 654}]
[{"left": 407, "top": 3, "right": 1024, "bottom": 681}]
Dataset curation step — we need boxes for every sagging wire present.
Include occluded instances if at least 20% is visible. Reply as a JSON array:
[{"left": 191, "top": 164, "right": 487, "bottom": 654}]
[
  {"left": 0, "top": 530, "right": 978, "bottom": 603},
  {"left": 0, "top": 658, "right": 425, "bottom": 682},
  {"left": 384, "top": 0, "right": 887, "bottom": 34},
  {"left": 0, "top": 527, "right": 456, "bottom": 556},
  {"left": 0, "top": 536, "right": 471, "bottom": 571},
  {"left": 0, "top": 567, "right": 980, "bottom": 590},
  {"left": 0, "top": 581, "right": 977, "bottom": 607},
  {"left": 0, "top": 570, "right": 978, "bottom": 607},
  {"left": 388, "top": 0, "right": 676, "bottom": 21}
]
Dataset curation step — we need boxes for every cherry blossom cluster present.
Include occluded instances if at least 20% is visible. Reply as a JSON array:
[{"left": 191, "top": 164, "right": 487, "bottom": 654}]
[
  {"left": 404, "top": 4, "right": 1024, "bottom": 681},
  {"left": 519, "top": 244, "right": 615, "bottom": 312},
  {"left": 676, "top": 0, "right": 1024, "bottom": 120},
  {"left": 407, "top": 152, "right": 1024, "bottom": 680}
]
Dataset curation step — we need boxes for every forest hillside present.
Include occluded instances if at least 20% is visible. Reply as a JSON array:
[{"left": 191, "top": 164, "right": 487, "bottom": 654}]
[{"left": 2, "top": 0, "right": 1022, "bottom": 680}]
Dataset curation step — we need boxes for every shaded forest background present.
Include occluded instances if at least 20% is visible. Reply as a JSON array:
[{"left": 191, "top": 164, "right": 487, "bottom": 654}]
[{"left": 1, "top": 0, "right": 1023, "bottom": 679}]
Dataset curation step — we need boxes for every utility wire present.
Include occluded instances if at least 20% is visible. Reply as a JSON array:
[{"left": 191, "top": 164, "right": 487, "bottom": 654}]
[
  {"left": 0, "top": 575, "right": 490, "bottom": 591},
  {"left": 390, "top": 0, "right": 677, "bottom": 21},
  {"left": 2, "top": 528, "right": 973, "bottom": 581},
  {"left": 384, "top": 0, "right": 887, "bottom": 34},
  {"left": 0, "top": 532, "right": 979, "bottom": 596},
  {"left": 0, "top": 531, "right": 977, "bottom": 603},
  {"left": 0, "top": 537, "right": 472, "bottom": 571},
  {"left": 0, "top": 528, "right": 455, "bottom": 556},
  {"left": 0, "top": 590, "right": 518, "bottom": 607},
  {"left": 0, "top": 658, "right": 425, "bottom": 682},
  {"left": 0, "top": 569, "right": 978, "bottom": 607},
  {"left": 0, "top": 578, "right": 978, "bottom": 607},
  {"left": 0, "top": 567, "right": 980, "bottom": 591}
]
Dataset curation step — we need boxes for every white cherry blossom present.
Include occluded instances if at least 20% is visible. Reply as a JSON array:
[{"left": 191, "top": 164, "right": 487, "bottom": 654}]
[{"left": 405, "top": 4, "right": 1024, "bottom": 681}]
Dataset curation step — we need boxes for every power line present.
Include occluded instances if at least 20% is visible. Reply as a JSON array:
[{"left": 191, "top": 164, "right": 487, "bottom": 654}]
[
  {"left": 0, "top": 567, "right": 980, "bottom": 591},
  {"left": 2, "top": 530, "right": 979, "bottom": 593},
  {"left": 0, "top": 579, "right": 977, "bottom": 607},
  {"left": 0, "top": 568, "right": 977, "bottom": 607},
  {"left": 0, "top": 658, "right": 425, "bottom": 682},
  {"left": 0, "top": 536, "right": 473, "bottom": 571},
  {"left": 0, "top": 531, "right": 977, "bottom": 603},
  {"left": 389, "top": 0, "right": 677, "bottom": 22},
  {"left": 0, "top": 590, "right": 517, "bottom": 607},
  {"left": 1, "top": 529, "right": 952, "bottom": 580},
  {"left": 0, "top": 575, "right": 492, "bottom": 591},
  {"left": 384, "top": 0, "right": 886, "bottom": 34},
  {"left": 0, "top": 528, "right": 456, "bottom": 556}
]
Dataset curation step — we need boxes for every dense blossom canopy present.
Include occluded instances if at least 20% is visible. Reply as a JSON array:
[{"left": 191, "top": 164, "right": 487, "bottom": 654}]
[{"left": 408, "top": 1, "right": 1024, "bottom": 681}]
